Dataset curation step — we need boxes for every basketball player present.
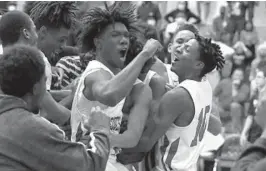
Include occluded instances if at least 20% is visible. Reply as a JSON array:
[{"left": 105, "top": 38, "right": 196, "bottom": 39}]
[
  {"left": 71, "top": 3, "right": 161, "bottom": 171},
  {"left": 0, "top": 9, "right": 71, "bottom": 125},
  {"left": 119, "top": 34, "right": 225, "bottom": 171}
]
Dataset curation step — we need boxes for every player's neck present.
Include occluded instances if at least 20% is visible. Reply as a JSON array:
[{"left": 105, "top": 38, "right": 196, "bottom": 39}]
[
  {"left": 179, "top": 74, "right": 201, "bottom": 83},
  {"left": 96, "top": 55, "right": 121, "bottom": 74}
]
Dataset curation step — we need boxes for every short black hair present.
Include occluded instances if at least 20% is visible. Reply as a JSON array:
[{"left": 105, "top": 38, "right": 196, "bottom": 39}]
[
  {"left": 80, "top": 2, "right": 137, "bottom": 53},
  {"left": 0, "top": 44, "right": 45, "bottom": 97},
  {"left": 0, "top": 10, "right": 32, "bottom": 47},
  {"left": 258, "top": 60, "right": 266, "bottom": 77},
  {"left": 195, "top": 34, "right": 225, "bottom": 77},
  {"left": 30, "top": 2, "right": 77, "bottom": 30}
]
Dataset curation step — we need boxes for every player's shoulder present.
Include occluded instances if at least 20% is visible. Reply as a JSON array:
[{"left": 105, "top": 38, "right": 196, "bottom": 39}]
[
  {"left": 161, "top": 87, "right": 193, "bottom": 111},
  {"left": 84, "top": 68, "right": 113, "bottom": 85}
]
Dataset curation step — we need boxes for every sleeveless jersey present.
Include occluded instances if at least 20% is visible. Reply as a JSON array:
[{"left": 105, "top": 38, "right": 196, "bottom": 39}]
[
  {"left": 71, "top": 60, "right": 125, "bottom": 154},
  {"left": 165, "top": 64, "right": 179, "bottom": 87},
  {"left": 144, "top": 70, "right": 156, "bottom": 85},
  {"left": 153, "top": 77, "right": 212, "bottom": 171}
]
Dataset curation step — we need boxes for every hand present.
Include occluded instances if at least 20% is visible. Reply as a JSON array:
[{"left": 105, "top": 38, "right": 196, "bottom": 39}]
[
  {"left": 142, "top": 39, "right": 163, "bottom": 60},
  {"left": 52, "top": 67, "right": 64, "bottom": 87},
  {"left": 165, "top": 83, "right": 175, "bottom": 91},
  {"left": 240, "top": 133, "right": 248, "bottom": 146},
  {"left": 82, "top": 106, "right": 110, "bottom": 132}
]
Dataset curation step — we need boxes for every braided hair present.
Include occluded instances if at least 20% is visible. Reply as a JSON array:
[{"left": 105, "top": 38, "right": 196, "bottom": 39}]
[
  {"left": 23, "top": 1, "right": 36, "bottom": 15},
  {"left": 195, "top": 34, "right": 225, "bottom": 77},
  {"left": 79, "top": 2, "right": 137, "bottom": 53},
  {"left": 29, "top": 2, "right": 77, "bottom": 30}
]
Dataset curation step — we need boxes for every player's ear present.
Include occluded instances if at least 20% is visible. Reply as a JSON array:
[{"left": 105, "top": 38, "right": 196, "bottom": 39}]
[
  {"left": 94, "top": 37, "right": 101, "bottom": 50},
  {"left": 168, "top": 43, "right": 172, "bottom": 53},
  {"left": 196, "top": 61, "right": 205, "bottom": 70},
  {"left": 22, "top": 28, "right": 31, "bottom": 40}
]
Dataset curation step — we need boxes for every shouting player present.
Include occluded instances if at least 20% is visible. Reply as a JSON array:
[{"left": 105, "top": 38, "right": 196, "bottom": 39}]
[
  {"left": 119, "top": 33, "right": 224, "bottom": 171},
  {"left": 71, "top": 3, "right": 161, "bottom": 171}
]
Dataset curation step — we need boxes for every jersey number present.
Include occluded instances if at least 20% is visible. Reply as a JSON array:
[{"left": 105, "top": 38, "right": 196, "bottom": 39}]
[{"left": 190, "top": 105, "right": 210, "bottom": 147}]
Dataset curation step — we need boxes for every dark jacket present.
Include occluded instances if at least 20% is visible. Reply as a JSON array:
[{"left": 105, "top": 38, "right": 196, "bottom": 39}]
[
  {"left": 232, "top": 138, "right": 266, "bottom": 171},
  {"left": 0, "top": 94, "right": 110, "bottom": 171}
]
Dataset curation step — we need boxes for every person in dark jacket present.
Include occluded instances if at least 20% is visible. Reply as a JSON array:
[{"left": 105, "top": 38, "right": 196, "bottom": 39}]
[
  {"left": 164, "top": 1, "right": 201, "bottom": 24},
  {"left": 0, "top": 44, "right": 111, "bottom": 171}
]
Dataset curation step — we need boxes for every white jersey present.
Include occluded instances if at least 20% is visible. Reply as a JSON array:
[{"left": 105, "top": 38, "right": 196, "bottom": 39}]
[
  {"left": 71, "top": 60, "right": 125, "bottom": 150},
  {"left": 165, "top": 64, "right": 179, "bottom": 87},
  {"left": 153, "top": 77, "right": 212, "bottom": 171},
  {"left": 144, "top": 70, "right": 156, "bottom": 85}
]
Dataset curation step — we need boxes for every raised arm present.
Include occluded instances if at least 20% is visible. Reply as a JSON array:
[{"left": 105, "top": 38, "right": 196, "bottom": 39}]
[
  {"left": 110, "top": 84, "right": 152, "bottom": 148},
  {"left": 83, "top": 39, "right": 162, "bottom": 106},
  {"left": 40, "top": 91, "right": 71, "bottom": 125}
]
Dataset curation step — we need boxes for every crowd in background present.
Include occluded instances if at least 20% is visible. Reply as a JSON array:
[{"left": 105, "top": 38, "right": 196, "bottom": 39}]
[
  {"left": 1, "top": 1, "right": 266, "bottom": 170},
  {"left": 44, "top": 1, "right": 266, "bottom": 169}
]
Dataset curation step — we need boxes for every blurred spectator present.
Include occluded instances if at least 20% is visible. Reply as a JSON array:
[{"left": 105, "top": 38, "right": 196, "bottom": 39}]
[
  {"left": 214, "top": 68, "right": 250, "bottom": 134},
  {"left": 164, "top": 1, "right": 201, "bottom": 24},
  {"left": 137, "top": 1, "right": 162, "bottom": 29},
  {"left": 197, "top": 1, "right": 211, "bottom": 24},
  {"left": 240, "top": 61, "right": 266, "bottom": 147},
  {"left": 212, "top": 6, "right": 231, "bottom": 45},
  {"left": 239, "top": 21, "right": 259, "bottom": 65},
  {"left": 243, "top": 1, "right": 258, "bottom": 22},
  {"left": 232, "top": 75, "right": 266, "bottom": 171},
  {"left": 232, "top": 41, "right": 252, "bottom": 73},
  {"left": 227, "top": 2, "right": 247, "bottom": 45},
  {"left": 250, "top": 42, "right": 266, "bottom": 81}
]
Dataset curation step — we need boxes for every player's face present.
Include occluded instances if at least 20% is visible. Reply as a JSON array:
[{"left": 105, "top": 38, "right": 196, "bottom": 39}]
[
  {"left": 99, "top": 22, "right": 129, "bottom": 69},
  {"left": 38, "top": 26, "right": 68, "bottom": 62},
  {"left": 171, "top": 38, "right": 202, "bottom": 78},
  {"left": 168, "top": 30, "right": 195, "bottom": 63}
]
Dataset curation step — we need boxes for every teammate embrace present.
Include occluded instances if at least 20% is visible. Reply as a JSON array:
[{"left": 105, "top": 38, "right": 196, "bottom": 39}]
[
  {"left": 0, "top": 2, "right": 225, "bottom": 171},
  {"left": 71, "top": 2, "right": 225, "bottom": 171}
]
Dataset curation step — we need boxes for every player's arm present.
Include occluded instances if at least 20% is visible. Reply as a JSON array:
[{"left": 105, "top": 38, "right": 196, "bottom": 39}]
[
  {"left": 207, "top": 102, "right": 222, "bottom": 136},
  {"left": 40, "top": 91, "right": 71, "bottom": 125},
  {"left": 83, "top": 39, "right": 161, "bottom": 106},
  {"left": 110, "top": 84, "right": 152, "bottom": 148},
  {"left": 50, "top": 90, "right": 71, "bottom": 102},
  {"left": 125, "top": 88, "right": 189, "bottom": 153}
]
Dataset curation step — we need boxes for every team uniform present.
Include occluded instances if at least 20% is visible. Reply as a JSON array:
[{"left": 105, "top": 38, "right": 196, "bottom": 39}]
[
  {"left": 152, "top": 77, "right": 212, "bottom": 171},
  {"left": 71, "top": 60, "right": 141, "bottom": 171},
  {"left": 136, "top": 67, "right": 179, "bottom": 171},
  {"left": 165, "top": 64, "right": 179, "bottom": 87}
]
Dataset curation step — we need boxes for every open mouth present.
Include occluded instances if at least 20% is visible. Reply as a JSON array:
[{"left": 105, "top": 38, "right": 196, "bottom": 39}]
[{"left": 119, "top": 49, "right": 127, "bottom": 59}]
